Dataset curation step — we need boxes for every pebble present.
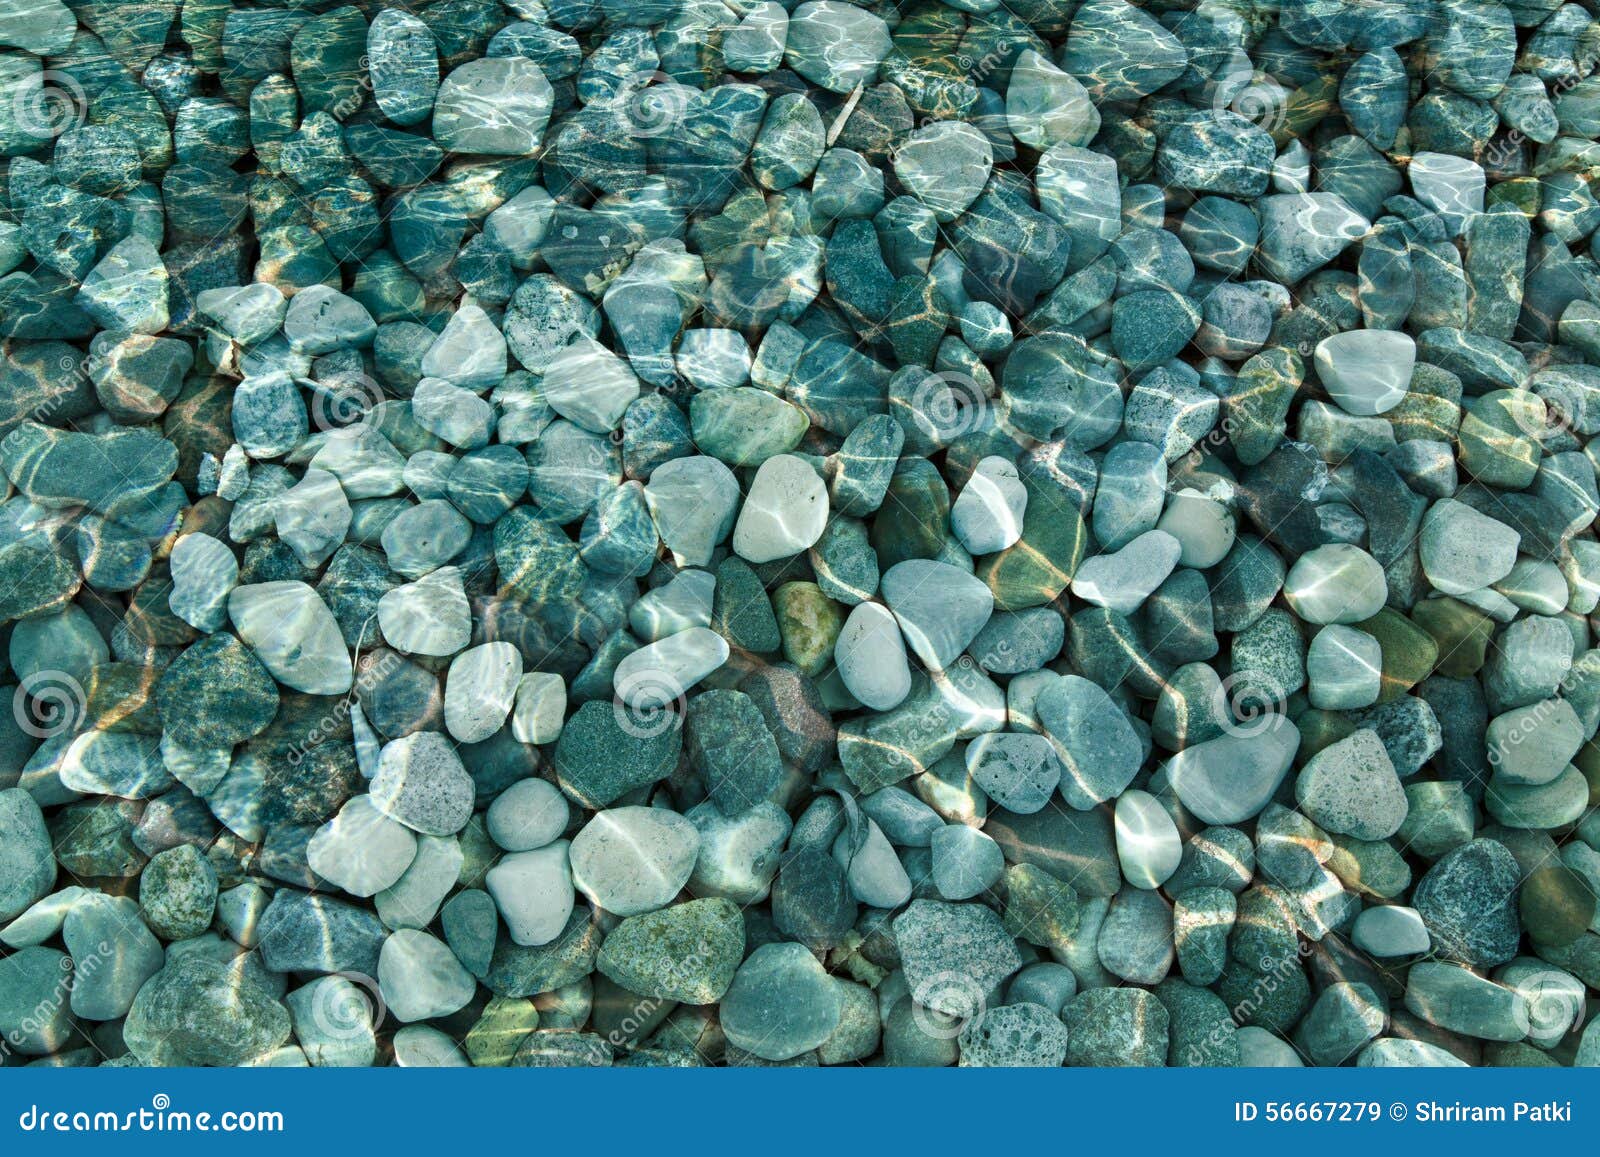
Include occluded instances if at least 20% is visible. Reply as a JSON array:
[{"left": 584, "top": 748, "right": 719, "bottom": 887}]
[
  {"left": 784, "top": 2, "right": 890, "bottom": 94},
  {"left": 123, "top": 958, "right": 291, "bottom": 1066},
  {"left": 371, "top": 732, "right": 475, "bottom": 837},
  {"left": 614, "top": 627, "right": 731, "bottom": 711},
  {"left": 377, "top": 567, "right": 473, "bottom": 657},
  {"left": 486, "top": 842, "right": 574, "bottom": 948},
  {"left": 1352, "top": 905, "right": 1431, "bottom": 957},
  {"left": 433, "top": 57, "right": 553, "bottom": 156},
  {"left": 1413, "top": 839, "right": 1524, "bottom": 969},
  {"left": 379, "top": 929, "right": 476, "bottom": 1022},
  {"left": 1072, "top": 530, "right": 1181, "bottom": 614},
  {"left": 894, "top": 899, "right": 1022, "bottom": 1016},
  {"left": 1282, "top": 545, "right": 1388, "bottom": 625},
  {"left": 1307, "top": 625, "right": 1383, "bottom": 710},
  {"left": 720, "top": 941, "right": 842, "bottom": 1061},
  {"left": 570, "top": 806, "right": 698, "bottom": 916},
  {"left": 930, "top": 824, "right": 1004, "bottom": 901},
  {"left": 167, "top": 531, "right": 238, "bottom": 632},
  {"left": 950, "top": 456, "right": 1026, "bottom": 555},
  {"left": 965, "top": 733, "right": 1060, "bottom": 815},
  {"left": 880, "top": 559, "right": 995, "bottom": 671},
  {"left": 510, "top": 673, "right": 567, "bottom": 746},
  {"left": 1419, "top": 498, "right": 1520, "bottom": 596},
  {"left": 1315, "top": 330, "right": 1415, "bottom": 416},
  {"left": 1295, "top": 729, "right": 1409, "bottom": 840},
  {"left": 64, "top": 894, "right": 164, "bottom": 1020},
  {"left": 1114, "top": 790, "right": 1182, "bottom": 890},
  {"left": 228, "top": 581, "right": 351, "bottom": 695},
  {"left": 1405, "top": 962, "right": 1530, "bottom": 1042},
  {"left": 485, "top": 778, "right": 570, "bottom": 853},
  {"left": 1165, "top": 717, "right": 1302, "bottom": 826},
  {"left": 1063, "top": 988, "right": 1169, "bottom": 1067},
  {"left": 596, "top": 897, "right": 743, "bottom": 1004},
  {"left": 0, "top": 789, "right": 54, "bottom": 923},
  {"left": 308, "top": 796, "right": 418, "bottom": 899},
  {"left": 444, "top": 642, "right": 522, "bottom": 744},
  {"left": 1037, "top": 675, "right": 1143, "bottom": 809},
  {"left": 733, "top": 454, "right": 829, "bottom": 563}
]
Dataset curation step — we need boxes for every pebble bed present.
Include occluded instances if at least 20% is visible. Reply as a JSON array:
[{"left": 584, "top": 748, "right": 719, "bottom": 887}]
[{"left": 2, "top": 0, "right": 1600, "bottom": 1070}]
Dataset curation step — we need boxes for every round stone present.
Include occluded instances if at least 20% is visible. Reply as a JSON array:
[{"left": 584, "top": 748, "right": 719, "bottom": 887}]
[
  {"left": 1314, "top": 329, "right": 1416, "bottom": 415},
  {"left": 719, "top": 941, "right": 843, "bottom": 1061},
  {"left": 569, "top": 806, "right": 699, "bottom": 916},
  {"left": 733, "top": 454, "right": 829, "bottom": 563},
  {"left": 485, "top": 842, "right": 575, "bottom": 947},
  {"left": 1282, "top": 544, "right": 1388, "bottom": 625},
  {"left": 1114, "top": 789, "right": 1182, "bottom": 889},
  {"left": 485, "top": 778, "right": 570, "bottom": 852}
]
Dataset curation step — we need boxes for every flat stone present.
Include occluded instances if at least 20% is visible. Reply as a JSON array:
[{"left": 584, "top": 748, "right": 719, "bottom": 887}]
[
  {"left": 570, "top": 806, "right": 698, "bottom": 916},
  {"left": 371, "top": 731, "right": 476, "bottom": 836},
  {"left": 308, "top": 795, "right": 418, "bottom": 898},
  {"left": 1114, "top": 790, "right": 1181, "bottom": 890},
  {"left": 880, "top": 559, "right": 995, "bottom": 670},
  {"left": 444, "top": 642, "right": 522, "bottom": 744},
  {"left": 596, "top": 897, "right": 744, "bottom": 1004},
  {"left": 1072, "top": 530, "right": 1182, "bottom": 614},
  {"left": 1036, "top": 675, "right": 1142, "bottom": 810},
  {"left": 1413, "top": 838, "right": 1523, "bottom": 969},
  {"left": 228, "top": 581, "right": 352, "bottom": 694},
  {"left": 433, "top": 57, "right": 554, "bottom": 155},
  {"left": 1314, "top": 329, "right": 1415, "bottom": 416},
  {"left": 720, "top": 941, "right": 842, "bottom": 1061},
  {"left": 123, "top": 957, "right": 291, "bottom": 1067},
  {"left": 378, "top": 929, "right": 475, "bottom": 1022},
  {"left": 1295, "top": 728, "right": 1409, "bottom": 840},
  {"left": 733, "top": 454, "right": 828, "bottom": 563},
  {"left": 486, "top": 842, "right": 574, "bottom": 947},
  {"left": 1164, "top": 716, "right": 1302, "bottom": 825},
  {"left": 893, "top": 899, "right": 1023, "bottom": 1016}
]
